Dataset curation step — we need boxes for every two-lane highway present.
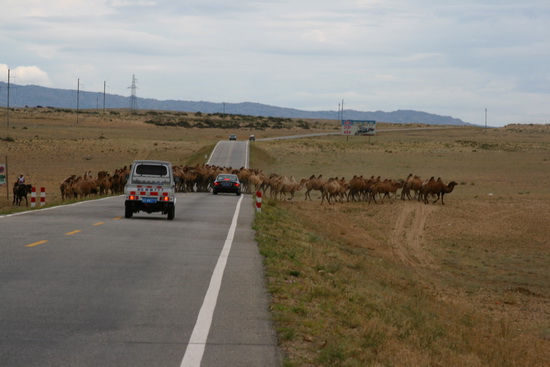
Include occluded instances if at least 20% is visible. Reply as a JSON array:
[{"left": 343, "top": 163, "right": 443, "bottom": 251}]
[
  {"left": 0, "top": 140, "right": 281, "bottom": 366},
  {"left": 207, "top": 140, "right": 250, "bottom": 168}
]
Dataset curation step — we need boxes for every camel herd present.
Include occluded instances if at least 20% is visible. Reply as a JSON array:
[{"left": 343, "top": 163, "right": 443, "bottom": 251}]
[
  {"left": 59, "top": 164, "right": 457, "bottom": 205},
  {"left": 258, "top": 172, "right": 457, "bottom": 205},
  {"left": 59, "top": 167, "right": 130, "bottom": 200}
]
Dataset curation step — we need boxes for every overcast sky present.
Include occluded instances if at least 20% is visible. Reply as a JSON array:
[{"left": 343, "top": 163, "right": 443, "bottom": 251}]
[{"left": 1, "top": 0, "right": 549, "bottom": 126}]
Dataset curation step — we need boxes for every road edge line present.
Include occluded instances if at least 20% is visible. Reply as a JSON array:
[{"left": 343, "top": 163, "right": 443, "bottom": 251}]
[{"left": 180, "top": 194, "right": 244, "bottom": 367}]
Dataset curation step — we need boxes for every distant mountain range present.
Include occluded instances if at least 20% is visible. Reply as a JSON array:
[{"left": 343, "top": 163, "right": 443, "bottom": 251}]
[{"left": 0, "top": 82, "right": 472, "bottom": 126}]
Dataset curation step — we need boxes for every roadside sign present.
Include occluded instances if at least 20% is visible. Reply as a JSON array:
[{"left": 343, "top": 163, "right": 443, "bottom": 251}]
[
  {"left": 0, "top": 164, "right": 6, "bottom": 186},
  {"left": 341, "top": 120, "right": 376, "bottom": 136}
]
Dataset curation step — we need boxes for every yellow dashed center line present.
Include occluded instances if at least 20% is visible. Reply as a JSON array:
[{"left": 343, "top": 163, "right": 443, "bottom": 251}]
[
  {"left": 25, "top": 218, "right": 119, "bottom": 247},
  {"left": 25, "top": 240, "right": 48, "bottom": 248}
]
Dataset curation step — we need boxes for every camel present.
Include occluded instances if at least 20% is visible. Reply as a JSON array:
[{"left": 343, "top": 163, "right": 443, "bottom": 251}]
[
  {"left": 335, "top": 177, "right": 349, "bottom": 202},
  {"left": 96, "top": 171, "right": 112, "bottom": 195},
  {"left": 83, "top": 171, "right": 99, "bottom": 195},
  {"left": 347, "top": 175, "right": 365, "bottom": 202},
  {"left": 369, "top": 179, "right": 403, "bottom": 204},
  {"left": 422, "top": 177, "right": 458, "bottom": 205},
  {"left": 236, "top": 167, "right": 252, "bottom": 193},
  {"left": 304, "top": 174, "right": 325, "bottom": 201},
  {"left": 110, "top": 166, "right": 129, "bottom": 194},
  {"left": 172, "top": 165, "right": 186, "bottom": 192},
  {"left": 70, "top": 176, "right": 95, "bottom": 198},
  {"left": 418, "top": 177, "right": 434, "bottom": 202},
  {"left": 320, "top": 177, "right": 342, "bottom": 205},
  {"left": 59, "top": 175, "right": 76, "bottom": 200},
  {"left": 247, "top": 169, "right": 264, "bottom": 194},
  {"left": 271, "top": 176, "right": 304, "bottom": 200},
  {"left": 401, "top": 174, "right": 424, "bottom": 201},
  {"left": 348, "top": 175, "right": 378, "bottom": 202},
  {"left": 176, "top": 165, "right": 200, "bottom": 192},
  {"left": 265, "top": 173, "right": 282, "bottom": 198}
]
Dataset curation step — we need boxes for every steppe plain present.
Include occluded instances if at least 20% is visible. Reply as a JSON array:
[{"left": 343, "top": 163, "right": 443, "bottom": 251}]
[{"left": 1, "top": 108, "right": 549, "bottom": 366}]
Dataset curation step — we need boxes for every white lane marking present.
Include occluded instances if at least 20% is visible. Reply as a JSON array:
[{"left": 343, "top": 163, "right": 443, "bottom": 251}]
[
  {"left": 245, "top": 140, "right": 249, "bottom": 169},
  {"left": 180, "top": 194, "right": 244, "bottom": 367},
  {"left": 0, "top": 196, "right": 119, "bottom": 219},
  {"left": 207, "top": 141, "right": 222, "bottom": 165}
]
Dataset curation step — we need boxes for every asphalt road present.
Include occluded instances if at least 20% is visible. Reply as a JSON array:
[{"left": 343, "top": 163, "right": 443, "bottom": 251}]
[
  {"left": 207, "top": 140, "right": 250, "bottom": 168},
  {"left": 0, "top": 141, "right": 281, "bottom": 366}
]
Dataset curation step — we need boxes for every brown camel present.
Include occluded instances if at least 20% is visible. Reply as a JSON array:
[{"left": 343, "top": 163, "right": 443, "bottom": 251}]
[
  {"left": 401, "top": 173, "right": 424, "bottom": 201},
  {"left": 422, "top": 177, "right": 458, "bottom": 205},
  {"left": 304, "top": 174, "right": 325, "bottom": 201}
]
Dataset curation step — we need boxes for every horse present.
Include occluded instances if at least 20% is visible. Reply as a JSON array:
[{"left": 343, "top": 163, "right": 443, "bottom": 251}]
[{"left": 13, "top": 183, "right": 32, "bottom": 206}]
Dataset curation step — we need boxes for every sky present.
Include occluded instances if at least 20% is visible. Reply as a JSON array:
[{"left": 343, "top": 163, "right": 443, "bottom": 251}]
[{"left": 1, "top": 0, "right": 549, "bottom": 126}]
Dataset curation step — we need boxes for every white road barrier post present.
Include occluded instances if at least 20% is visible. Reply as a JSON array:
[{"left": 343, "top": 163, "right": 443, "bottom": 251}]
[
  {"left": 255, "top": 191, "right": 262, "bottom": 213},
  {"left": 30, "top": 187, "right": 36, "bottom": 208}
]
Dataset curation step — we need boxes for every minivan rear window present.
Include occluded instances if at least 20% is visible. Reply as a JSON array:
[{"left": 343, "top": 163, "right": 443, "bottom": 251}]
[{"left": 135, "top": 164, "right": 168, "bottom": 176}]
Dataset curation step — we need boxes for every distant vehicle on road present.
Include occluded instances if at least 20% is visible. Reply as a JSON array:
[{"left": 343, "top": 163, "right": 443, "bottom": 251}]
[
  {"left": 229, "top": 134, "right": 237, "bottom": 141},
  {"left": 212, "top": 174, "right": 241, "bottom": 196},
  {"left": 249, "top": 135, "right": 255, "bottom": 141},
  {"left": 355, "top": 127, "right": 375, "bottom": 135}
]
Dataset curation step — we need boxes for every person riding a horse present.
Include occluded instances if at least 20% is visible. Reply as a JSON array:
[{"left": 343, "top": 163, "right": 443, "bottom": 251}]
[{"left": 13, "top": 174, "right": 31, "bottom": 206}]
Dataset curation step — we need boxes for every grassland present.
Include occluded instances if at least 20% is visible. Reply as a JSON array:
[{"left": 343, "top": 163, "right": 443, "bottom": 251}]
[
  {"left": 1, "top": 108, "right": 549, "bottom": 366},
  {"left": 248, "top": 124, "right": 549, "bottom": 366}
]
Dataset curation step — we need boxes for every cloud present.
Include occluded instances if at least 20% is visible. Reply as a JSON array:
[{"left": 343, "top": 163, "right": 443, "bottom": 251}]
[
  {"left": 0, "top": 64, "right": 51, "bottom": 86},
  {"left": 0, "top": 1, "right": 549, "bottom": 125}
]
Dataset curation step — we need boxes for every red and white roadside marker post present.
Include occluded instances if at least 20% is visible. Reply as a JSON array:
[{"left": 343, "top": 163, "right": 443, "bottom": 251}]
[
  {"left": 30, "top": 187, "right": 36, "bottom": 208},
  {"left": 30, "top": 187, "right": 46, "bottom": 208},
  {"left": 255, "top": 191, "right": 262, "bottom": 213},
  {"left": 40, "top": 187, "right": 46, "bottom": 207}
]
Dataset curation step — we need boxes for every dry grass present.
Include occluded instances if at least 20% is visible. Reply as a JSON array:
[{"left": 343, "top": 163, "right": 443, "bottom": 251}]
[
  {"left": 2, "top": 108, "right": 549, "bottom": 366},
  {"left": 262, "top": 200, "right": 549, "bottom": 365},
  {"left": 251, "top": 124, "right": 550, "bottom": 366}
]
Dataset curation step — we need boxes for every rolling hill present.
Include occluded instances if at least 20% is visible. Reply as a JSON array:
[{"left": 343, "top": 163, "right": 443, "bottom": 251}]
[{"left": 0, "top": 82, "right": 471, "bottom": 126}]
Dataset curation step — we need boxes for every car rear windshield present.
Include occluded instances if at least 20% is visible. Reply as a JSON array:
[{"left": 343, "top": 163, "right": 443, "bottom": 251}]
[
  {"left": 132, "top": 164, "right": 170, "bottom": 184},
  {"left": 218, "top": 175, "right": 237, "bottom": 181}
]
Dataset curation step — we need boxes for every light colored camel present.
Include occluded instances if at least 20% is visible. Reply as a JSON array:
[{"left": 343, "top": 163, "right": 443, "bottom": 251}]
[
  {"left": 271, "top": 176, "right": 304, "bottom": 200},
  {"left": 304, "top": 174, "right": 325, "bottom": 201},
  {"left": 247, "top": 169, "right": 265, "bottom": 194},
  {"left": 320, "top": 177, "right": 342, "bottom": 205}
]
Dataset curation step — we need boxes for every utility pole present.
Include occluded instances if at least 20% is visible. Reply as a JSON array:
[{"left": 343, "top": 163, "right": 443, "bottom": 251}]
[
  {"left": 76, "top": 78, "right": 80, "bottom": 123},
  {"left": 485, "top": 108, "right": 487, "bottom": 132},
  {"left": 129, "top": 75, "right": 138, "bottom": 114},
  {"left": 103, "top": 81, "right": 106, "bottom": 114},
  {"left": 6, "top": 69, "right": 10, "bottom": 129},
  {"left": 4, "top": 155, "right": 8, "bottom": 200}
]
